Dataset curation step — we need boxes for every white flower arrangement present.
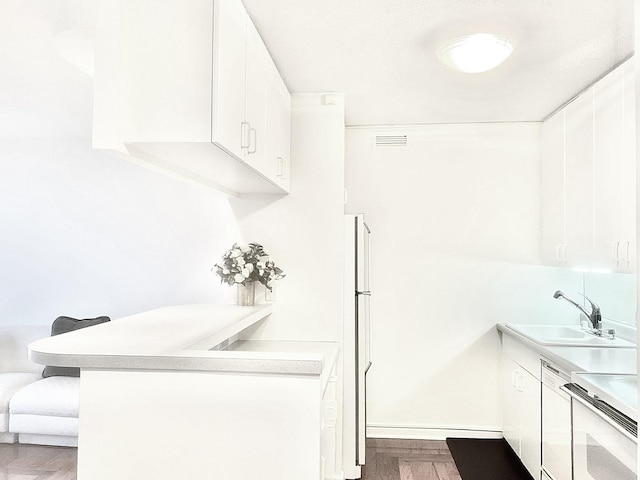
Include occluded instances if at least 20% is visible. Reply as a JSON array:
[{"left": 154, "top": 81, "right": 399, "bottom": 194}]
[{"left": 213, "top": 243, "right": 285, "bottom": 291}]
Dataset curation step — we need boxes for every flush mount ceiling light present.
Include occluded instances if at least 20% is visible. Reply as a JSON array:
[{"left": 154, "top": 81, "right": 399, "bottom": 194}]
[{"left": 437, "top": 33, "right": 514, "bottom": 73}]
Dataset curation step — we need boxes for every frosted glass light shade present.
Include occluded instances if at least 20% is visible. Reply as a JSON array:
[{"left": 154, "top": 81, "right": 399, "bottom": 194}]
[{"left": 438, "top": 33, "right": 514, "bottom": 73}]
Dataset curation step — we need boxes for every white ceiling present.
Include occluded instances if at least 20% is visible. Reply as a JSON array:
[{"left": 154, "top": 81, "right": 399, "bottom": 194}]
[
  {"left": 242, "top": 0, "right": 634, "bottom": 126},
  {"left": 0, "top": 1, "right": 634, "bottom": 137}
]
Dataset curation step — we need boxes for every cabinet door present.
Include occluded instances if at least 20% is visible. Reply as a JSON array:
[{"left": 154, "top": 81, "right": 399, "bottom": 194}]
[
  {"left": 621, "top": 60, "right": 636, "bottom": 272},
  {"left": 244, "top": 17, "right": 268, "bottom": 171},
  {"left": 502, "top": 354, "right": 542, "bottom": 480},
  {"left": 321, "top": 373, "right": 338, "bottom": 480},
  {"left": 519, "top": 368, "right": 541, "bottom": 480},
  {"left": 594, "top": 66, "right": 625, "bottom": 271},
  {"left": 264, "top": 57, "right": 284, "bottom": 182},
  {"left": 564, "top": 88, "right": 595, "bottom": 268},
  {"left": 502, "top": 355, "right": 520, "bottom": 456},
  {"left": 120, "top": 0, "right": 214, "bottom": 142},
  {"left": 541, "top": 110, "right": 566, "bottom": 266},
  {"left": 265, "top": 57, "right": 292, "bottom": 190},
  {"left": 212, "top": 0, "right": 247, "bottom": 160},
  {"left": 276, "top": 76, "right": 292, "bottom": 191}
]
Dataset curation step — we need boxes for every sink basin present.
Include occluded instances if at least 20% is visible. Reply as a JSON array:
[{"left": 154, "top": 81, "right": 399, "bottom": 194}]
[{"left": 504, "top": 323, "right": 636, "bottom": 348}]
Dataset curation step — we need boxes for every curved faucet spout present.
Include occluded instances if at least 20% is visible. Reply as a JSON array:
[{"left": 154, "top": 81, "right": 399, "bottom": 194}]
[{"left": 553, "top": 290, "right": 602, "bottom": 331}]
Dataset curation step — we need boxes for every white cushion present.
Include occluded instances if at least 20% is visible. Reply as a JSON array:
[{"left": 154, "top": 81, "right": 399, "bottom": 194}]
[
  {"left": 0, "top": 373, "right": 41, "bottom": 432},
  {"left": 10, "top": 414, "right": 78, "bottom": 437},
  {"left": 10, "top": 376, "right": 80, "bottom": 418}
]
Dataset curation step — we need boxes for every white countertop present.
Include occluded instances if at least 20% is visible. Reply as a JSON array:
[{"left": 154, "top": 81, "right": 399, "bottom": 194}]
[
  {"left": 27, "top": 304, "right": 338, "bottom": 377},
  {"left": 225, "top": 340, "right": 339, "bottom": 389},
  {"left": 571, "top": 372, "right": 637, "bottom": 420},
  {"left": 543, "top": 346, "right": 637, "bottom": 375},
  {"left": 497, "top": 323, "right": 637, "bottom": 375}
]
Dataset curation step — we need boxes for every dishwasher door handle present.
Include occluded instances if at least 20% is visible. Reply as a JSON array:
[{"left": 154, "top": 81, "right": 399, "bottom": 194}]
[{"left": 561, "top": 384, "right": 637, "bottom": 443}]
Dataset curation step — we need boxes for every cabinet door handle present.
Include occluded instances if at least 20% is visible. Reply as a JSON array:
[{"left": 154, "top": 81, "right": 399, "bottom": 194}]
[
  {"left": 324, "top": 402, "right": 338, "bottom": 427},
  {"left": 557, "top": 244, "right": 568, "bottom": 263},
  {"left": 248, "top": 128, "right": 257, "bottom": 154},
  {"left": 612, "top": 241, "right": 621, "bottom": 263},
  {"left": 240, "top": 122, "right": 251, "bottom": 149},
  {"left": 277, "top": 157, "right": 285, "bottom": 178},
  {"left": 623, "top": 241, "right": 631, "bottom": 264}
]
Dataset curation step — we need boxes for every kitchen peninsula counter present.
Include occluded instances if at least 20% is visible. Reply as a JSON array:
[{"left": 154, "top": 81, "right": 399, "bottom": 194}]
[
  {"left": 29, "top": 304, "right": 335, "bottom": 376},
  {"left": 27, "top": 304, "right": 340, "bottom": 480}
]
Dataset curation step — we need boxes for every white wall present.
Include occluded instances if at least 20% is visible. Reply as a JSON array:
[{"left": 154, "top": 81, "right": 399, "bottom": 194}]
[
  {"left": 0, "top": 138, "right": 241, "bottom": 326},
  {"left": 345, "top": 123, "right": 583, "bottom": 437},
  {"left": 0, "top": 1, "right": 244, "bottom": 329},
  {"left": 231, "top": 94, "right": 346, "bottom": 342},
  {"left": 229, "top": 93, "right": 346, "bottom": 474}
]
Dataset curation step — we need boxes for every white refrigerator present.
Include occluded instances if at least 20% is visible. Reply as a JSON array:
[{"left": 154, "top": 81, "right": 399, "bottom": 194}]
[{"left": 343, "top": 214, "right": 371, "bottom": 479}]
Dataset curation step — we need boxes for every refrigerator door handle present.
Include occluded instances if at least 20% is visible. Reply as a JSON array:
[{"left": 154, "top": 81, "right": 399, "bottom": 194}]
[{"left": 357, "top": 291, "right": 372, "bottom": 296}]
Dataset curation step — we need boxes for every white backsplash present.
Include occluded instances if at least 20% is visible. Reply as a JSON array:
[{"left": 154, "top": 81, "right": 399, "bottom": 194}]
[{"left": 584, "top": 271, "right": 637, "bottom": 327}]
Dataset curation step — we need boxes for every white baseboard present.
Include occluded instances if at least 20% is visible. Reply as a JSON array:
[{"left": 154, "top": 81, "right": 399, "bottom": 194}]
[
  {"left": 18, "top": 433, "right": 78, "bottom": 447},
  {"left": 367, "top": 425, "right": 503, "bottom": 440}
]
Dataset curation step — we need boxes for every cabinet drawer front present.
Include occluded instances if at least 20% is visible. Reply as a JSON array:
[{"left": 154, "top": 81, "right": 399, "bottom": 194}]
[{"left": 502, "top": 334, "right": 541, "bottom": 380}]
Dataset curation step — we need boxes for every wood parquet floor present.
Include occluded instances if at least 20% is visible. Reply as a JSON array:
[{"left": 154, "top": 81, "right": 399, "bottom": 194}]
[
  {"left": 0, "top": 444, "right": 76, "bottom": 480},
  {"left": 0, "top": 438, "right": 460, "bottom": 480},
  {"left": 362, "top": 438, "right": 462, "bottom": 480}
]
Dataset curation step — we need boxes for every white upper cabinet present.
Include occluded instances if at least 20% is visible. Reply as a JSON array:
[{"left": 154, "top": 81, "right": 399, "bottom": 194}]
[
  {"left": 541, "top": 89, "right": 595, "bottom": 270},
  {"left": 243, "top": 17, "right": 269, "bottom": 173},
  {"left": 540, "top": 59, "right": 636, "bottom": 273},
  {"left": 265, "top": 56, "right": 292, "bottom": 191},
  {"left": 594, "top": 66, "right": 626, "bottom": 271},
  {"left": 621, "top": 60, "right": 636, "bottom": 272},
  {"left": 541, "top": 110, "right": 566, "bottom": 266},
  {"left": 564, "top": 88, "right": 595, "bottom": 269},
  {"left": 93, "top": 0, "right": 291, "bottom": 197},
  {"left": 212, "top": 0, "right": 248, "bottom": 161}
]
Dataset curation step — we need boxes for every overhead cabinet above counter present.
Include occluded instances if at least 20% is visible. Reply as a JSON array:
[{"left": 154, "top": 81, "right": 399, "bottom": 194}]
[
  {"left": 541, "top": 59, "right": 636, "bottom": 272},
  {"left": 93, "top": 0, "right": 291, "bottom": 196}
]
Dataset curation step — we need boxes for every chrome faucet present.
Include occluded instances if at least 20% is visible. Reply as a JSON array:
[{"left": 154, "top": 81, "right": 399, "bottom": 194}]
[{"left": 553, "top": 290, "right": 602, "bottom": 333}]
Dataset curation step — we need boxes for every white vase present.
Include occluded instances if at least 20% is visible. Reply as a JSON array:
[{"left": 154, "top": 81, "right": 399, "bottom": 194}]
[{"left": 236, "top": 282, "right": 256, "bottom": 306}]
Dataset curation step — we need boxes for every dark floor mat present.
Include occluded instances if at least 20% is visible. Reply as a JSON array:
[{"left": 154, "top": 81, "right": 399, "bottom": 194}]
[{"left": 446, "top": 438, "right": 534, "bottom": 480}]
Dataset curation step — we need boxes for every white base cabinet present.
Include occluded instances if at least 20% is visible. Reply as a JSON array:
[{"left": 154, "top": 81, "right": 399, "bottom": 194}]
[
  {"left": 502, "top": 336, "right": 541, "bottom": 480},
  {"left": 78, "top": 366, "right": 336, "bottom": 480},
  {"left": 93, "top": 0, "right": 291, "bottom": 197}
]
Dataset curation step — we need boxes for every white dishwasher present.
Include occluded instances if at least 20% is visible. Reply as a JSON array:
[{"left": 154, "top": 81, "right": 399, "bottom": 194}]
[
  {"left": 563, "top": 373, "right": 637, "bottom": 480},
  {"left": 541, "top": 360, "right": 571, "bottom": 480}
]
